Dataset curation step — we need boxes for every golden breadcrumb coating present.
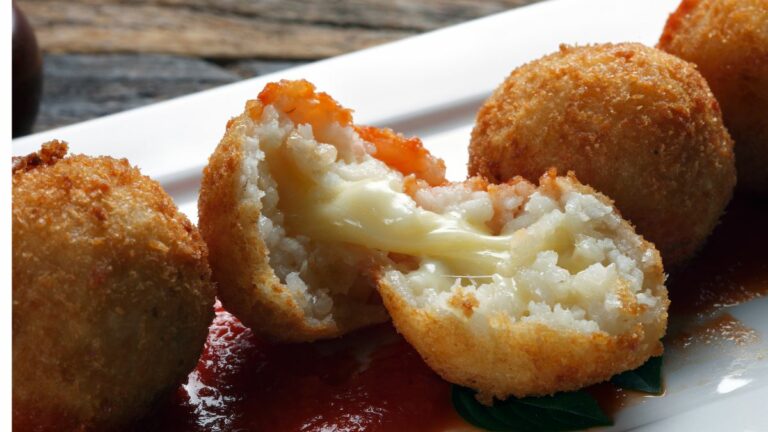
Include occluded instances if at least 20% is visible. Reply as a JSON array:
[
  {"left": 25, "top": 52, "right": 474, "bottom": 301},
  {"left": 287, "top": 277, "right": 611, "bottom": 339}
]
[
  {"left": 469, "top": 42, "right": 736, "bottom": 267},
  {"left": 12, "top": 142, "right": 215, "bottom": 431},
  {"left": 659, "top": 0, "right": 768, "bottom": 194}
]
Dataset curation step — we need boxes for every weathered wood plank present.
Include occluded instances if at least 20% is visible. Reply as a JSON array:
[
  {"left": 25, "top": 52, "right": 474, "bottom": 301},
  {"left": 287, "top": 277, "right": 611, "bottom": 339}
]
[
  {"left": 18, "top": 0, "right": 544, "bottom": 59},
  {"left": 18, "top": 2, "right": 408, "bottom": 59},
  {"left": 19, "top": 0, "right": 545, "bottom": 132},
  {"left": 137, "top": 0, "right": 542, "bottom": 31},
  {"left": 223, "top": 59, "right": 308, "bottom": 78},
  {"left": 34, "top": 54, "right": 244, "bottom": 131}
]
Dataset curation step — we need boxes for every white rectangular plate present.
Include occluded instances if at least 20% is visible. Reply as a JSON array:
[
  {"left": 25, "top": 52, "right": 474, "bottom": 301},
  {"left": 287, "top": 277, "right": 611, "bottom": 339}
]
[{"left": 13, "top": 0, "right": 768, "bottom": 430}]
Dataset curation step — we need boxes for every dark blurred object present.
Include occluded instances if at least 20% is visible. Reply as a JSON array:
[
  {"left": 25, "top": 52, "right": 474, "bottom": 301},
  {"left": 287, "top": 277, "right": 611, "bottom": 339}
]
[{"left": 13, "top": 1, "right": 43, "bottom": 137}]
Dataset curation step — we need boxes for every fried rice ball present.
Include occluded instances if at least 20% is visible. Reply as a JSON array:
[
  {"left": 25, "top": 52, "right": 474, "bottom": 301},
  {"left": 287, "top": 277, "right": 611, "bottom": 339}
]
[
  {"left": 12, "top": 142, "right": 215, "bottom": 431},
  {"left": 200, "top": 80, "right": 668, "bottom": 400},
  {"left": 659, "top": 0, "right": 768, "bottom": 194},
  {"left": 199, "top": 81, "right": 395, "bottom": 342},
  {"left": 379, "top": 171, "right": 668, "bottom": 402},
  {"left": 469, "top": 43, "right": 736, "bottom": 267}
]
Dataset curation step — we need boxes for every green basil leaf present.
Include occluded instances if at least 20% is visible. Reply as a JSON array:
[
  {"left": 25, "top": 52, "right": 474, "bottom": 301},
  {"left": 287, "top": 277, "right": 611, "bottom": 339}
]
[
  {"left": 451, "top": 386, "right": 613, "bottom": 432},
  {"left": 610, "top": 356, "right": 663, "bottom": 394},
  {"left": 489, "top": 401, "right": 542, "bottom": 432},
  {"left": 451, "top": 385, "right": 509, "bottom": 431},
  {"left": 515, "top": 392, "right": 613, "bottom": 429}
]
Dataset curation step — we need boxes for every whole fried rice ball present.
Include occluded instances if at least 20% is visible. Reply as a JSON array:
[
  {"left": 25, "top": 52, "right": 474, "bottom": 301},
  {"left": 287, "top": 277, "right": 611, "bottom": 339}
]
[
  {"left": 12, "top": 142, "right": 215, "bottom": 431},
  {"left": 469, "top": 43, "right": 736, "bottom": 267},
  {"left": 659, "top": 0, "right": 768, "bottom": 194}
]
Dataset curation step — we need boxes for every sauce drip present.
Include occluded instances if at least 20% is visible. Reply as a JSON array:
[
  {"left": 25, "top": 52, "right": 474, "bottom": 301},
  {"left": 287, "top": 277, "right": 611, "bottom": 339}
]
[
  {"left": 584, "top": 382, "right": 630, "bottom": 417},
  {"left": 585, "top": 381, "right": 666, "bottom": 418},
  {"left": 669, "top": 313, "right": 760, "bottom": 350},
  {"left": 668, "top": 196, "right": 768, "bottom": 316},
  {"left": 140, "top": 306, "right": 465, "bottom": 432}
]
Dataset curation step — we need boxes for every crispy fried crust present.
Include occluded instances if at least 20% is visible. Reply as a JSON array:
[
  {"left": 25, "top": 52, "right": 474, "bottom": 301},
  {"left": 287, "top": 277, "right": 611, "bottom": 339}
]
[
  {"left": 198, "top": 111, "right": 387, "bottom": 342},
  {"left": 12, "top": 142, "right": 215, "bottom": 431},
  {"left": 378, "top": 173, "right": 668, "bottom": 402},
  {"left": 12, "top": 139, "right": 68, "bottom": 173},
  {"left": 199, "top": 114, "right": 328, "bottom": 341},
  {"left": 468, "top": 42, "right": 736, "bottom": 267},
  {"left": 379, "top": 283, "right": 663, "bottom": 402},
  {"left": 659, "top": 0, "right": 768, "bottom": 194}
]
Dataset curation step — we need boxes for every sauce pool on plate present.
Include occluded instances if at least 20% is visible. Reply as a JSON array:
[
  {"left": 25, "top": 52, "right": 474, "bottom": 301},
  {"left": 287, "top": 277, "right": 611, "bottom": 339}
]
[
  {"left": 141, "top": 306, "right": 466, "bottom": 432},
  {"left": 140, "top": 196, "right": 766, "bottom": 431},
  {"left": 668, "top": 196, "right": 768, "bottom": 316}
]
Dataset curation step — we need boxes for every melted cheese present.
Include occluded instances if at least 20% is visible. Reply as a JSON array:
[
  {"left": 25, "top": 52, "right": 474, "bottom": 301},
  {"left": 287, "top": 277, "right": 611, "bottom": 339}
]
[{"left": 265, "top": 144, "right": 513, "bottom": 276}]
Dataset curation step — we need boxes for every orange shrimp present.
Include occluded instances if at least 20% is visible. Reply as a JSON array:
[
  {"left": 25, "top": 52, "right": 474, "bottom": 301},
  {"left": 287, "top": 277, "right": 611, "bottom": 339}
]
[
  {"left": 243, "top": 79, "right": 447, "bottom": 186},
  {"left": 355, "top": 125, "right": 446, "bottom": 186}
]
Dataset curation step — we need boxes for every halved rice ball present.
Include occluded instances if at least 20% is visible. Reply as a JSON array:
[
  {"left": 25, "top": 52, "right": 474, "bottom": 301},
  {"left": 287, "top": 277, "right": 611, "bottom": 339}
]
[{"left": 199, "top": 80, "right": 668, "bottom": 400}]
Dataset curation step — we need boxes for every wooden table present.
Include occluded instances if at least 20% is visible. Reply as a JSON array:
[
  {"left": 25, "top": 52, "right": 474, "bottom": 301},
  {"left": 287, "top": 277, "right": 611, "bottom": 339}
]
[{"left": 17, "top": 0, "right": 544, "bottom": 133}]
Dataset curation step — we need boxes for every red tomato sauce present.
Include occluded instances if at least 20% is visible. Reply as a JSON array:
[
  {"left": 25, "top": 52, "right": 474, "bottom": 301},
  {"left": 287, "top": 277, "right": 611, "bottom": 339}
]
[
  {"left": 139, "top": 307, "right": 465, "bottom": 432},
  {"left": 137, "top": 196, "right": 766, "bottom": 432}
]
